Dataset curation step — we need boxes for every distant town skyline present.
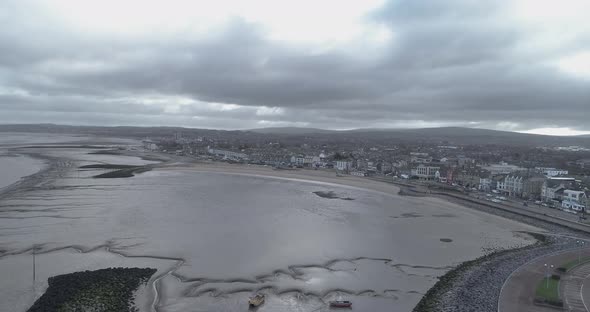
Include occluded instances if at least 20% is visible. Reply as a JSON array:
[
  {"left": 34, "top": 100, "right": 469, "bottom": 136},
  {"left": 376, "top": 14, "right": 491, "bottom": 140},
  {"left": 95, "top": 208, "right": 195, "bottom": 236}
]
[{"left": 0, "top": 0, "right": 589, "bottom": 135}]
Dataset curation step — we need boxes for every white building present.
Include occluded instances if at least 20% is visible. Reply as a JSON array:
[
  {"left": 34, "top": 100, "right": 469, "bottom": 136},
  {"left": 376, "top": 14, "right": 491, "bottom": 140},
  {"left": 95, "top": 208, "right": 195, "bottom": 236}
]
[
  {"left": 481, "top": 162, "right": 523, "bottom": 175},
  {"left": 562, "top": 190, "right": 587, "bottom": 212},
  {"left": 411, "top": 164, "right": 440, "bottom": 180},
  {"left": 536, "top": 167, "right": 569, "bottom": 177},
  {"left": 564, "top": 190, "right": 587, "bottom": 202},
  {"left": 290, "top": 155, "right": 305, "bottom": 166},
  {"left": 497, "top": 175, "right": 524, "bottom": 197}
]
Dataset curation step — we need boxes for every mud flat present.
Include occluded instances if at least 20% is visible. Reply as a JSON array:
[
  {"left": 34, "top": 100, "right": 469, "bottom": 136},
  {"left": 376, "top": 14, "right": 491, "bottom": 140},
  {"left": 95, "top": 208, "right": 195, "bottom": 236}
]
[{"left": 0, "top": 143, "right": 547, "bottom": 312}]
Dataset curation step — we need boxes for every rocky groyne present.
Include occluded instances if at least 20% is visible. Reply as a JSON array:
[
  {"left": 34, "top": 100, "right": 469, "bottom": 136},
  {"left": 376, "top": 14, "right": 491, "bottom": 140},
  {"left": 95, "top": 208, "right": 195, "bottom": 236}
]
[{"left": 27, "top": 267, "right": 156, "bottom": 312}]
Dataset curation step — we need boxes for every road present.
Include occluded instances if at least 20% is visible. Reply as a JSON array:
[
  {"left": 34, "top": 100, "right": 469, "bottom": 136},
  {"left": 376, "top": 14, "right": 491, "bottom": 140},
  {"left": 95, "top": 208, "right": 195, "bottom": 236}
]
[
  {"left": 499, "top": 248, "right": 590, "bottom": 312},
  {"left": 465, "top": 192, "right": 585, "bottom": 224}
]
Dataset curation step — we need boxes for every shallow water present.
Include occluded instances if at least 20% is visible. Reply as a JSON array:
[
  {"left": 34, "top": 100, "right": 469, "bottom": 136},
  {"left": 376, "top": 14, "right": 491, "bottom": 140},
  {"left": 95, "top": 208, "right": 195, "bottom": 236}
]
[{"left": 0, "top": 134, "right": 541, "bottom": 312}]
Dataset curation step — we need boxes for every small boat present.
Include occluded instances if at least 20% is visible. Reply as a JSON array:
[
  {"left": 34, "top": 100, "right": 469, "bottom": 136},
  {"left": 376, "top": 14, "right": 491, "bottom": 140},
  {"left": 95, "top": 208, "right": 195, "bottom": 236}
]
[
  {"left": 249, "top": 294, "right": 265, "bottom": 307},
  {"left": 329, "top": 300, "right": 352, "bottom": 308}
]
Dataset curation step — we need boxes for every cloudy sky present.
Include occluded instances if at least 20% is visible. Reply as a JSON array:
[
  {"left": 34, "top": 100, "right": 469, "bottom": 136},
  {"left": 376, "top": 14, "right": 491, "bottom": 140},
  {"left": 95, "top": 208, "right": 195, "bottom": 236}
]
[{"left": 1, "top": 0, "right": 589, "bottom": 135}]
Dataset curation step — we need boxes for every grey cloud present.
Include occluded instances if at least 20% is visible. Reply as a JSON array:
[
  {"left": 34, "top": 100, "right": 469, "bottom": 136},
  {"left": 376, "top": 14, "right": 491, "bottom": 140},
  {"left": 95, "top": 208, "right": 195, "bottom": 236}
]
[{"left": 0, "top": 0, "right": 588, "bottom": 131}]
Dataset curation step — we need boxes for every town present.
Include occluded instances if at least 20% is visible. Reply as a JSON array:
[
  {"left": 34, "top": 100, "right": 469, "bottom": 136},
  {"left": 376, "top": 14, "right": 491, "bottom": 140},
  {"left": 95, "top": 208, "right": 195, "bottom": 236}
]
[{"left": 143, "top": 129, "right": 590, "bottom": 216}]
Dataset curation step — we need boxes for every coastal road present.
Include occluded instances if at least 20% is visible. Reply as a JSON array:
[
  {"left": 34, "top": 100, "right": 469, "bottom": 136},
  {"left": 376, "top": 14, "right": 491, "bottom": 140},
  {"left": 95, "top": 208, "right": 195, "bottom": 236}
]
[
  {"left": 499, "top": 247, "right": 590, "bottom": 312},
  {"left": 370, "top": 177, "right": 587, "bottom": 225}
]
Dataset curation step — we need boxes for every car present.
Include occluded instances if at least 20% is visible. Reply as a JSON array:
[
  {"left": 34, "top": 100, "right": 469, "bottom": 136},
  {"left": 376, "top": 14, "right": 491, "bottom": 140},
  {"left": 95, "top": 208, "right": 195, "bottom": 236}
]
[
  {"left": 534, "top": 201, "right": 542, "bottom": 205},
  {"left": 541, "top": 203, "right": 548, "bottom": 207},
  {"left": 491, "top": 199, "right": 501, "bottom": 203}
]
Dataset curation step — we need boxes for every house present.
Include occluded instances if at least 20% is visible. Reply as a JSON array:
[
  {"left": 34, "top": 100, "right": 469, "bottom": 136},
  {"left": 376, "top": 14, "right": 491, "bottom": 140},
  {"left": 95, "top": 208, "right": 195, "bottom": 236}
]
[
  {"left": 411, "top": 164, "right": 440, "bottom": 180},
  {"left": 541, "top": 178, "right": 576, "bottom": 202},
  {"left": 562, "top": 190, "right": 587, "bottom": 212},
  {"left": 478, "top": 171, "right": 492, "bottom": 191}
]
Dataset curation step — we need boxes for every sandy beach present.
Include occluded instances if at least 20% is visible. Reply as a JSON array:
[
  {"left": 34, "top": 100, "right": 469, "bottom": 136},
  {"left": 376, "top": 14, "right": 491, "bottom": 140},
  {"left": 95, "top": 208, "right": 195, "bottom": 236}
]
[{"left": 171, "top": 161, "right": 401, "bottom": 193}]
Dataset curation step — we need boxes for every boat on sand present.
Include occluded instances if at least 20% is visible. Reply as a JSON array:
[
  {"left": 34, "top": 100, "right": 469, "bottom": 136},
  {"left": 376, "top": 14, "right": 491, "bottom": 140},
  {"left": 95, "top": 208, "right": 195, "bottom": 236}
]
[
  {"left": 329, "top": 300, "right": 352, "bottom": 308},
  {"left": 249, "top": 294, "right": 265, "bottom": 307}
]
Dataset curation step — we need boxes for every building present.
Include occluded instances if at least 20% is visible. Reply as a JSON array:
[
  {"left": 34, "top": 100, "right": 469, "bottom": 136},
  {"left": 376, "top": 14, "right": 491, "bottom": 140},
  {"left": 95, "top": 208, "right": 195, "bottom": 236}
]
[
  {"left": 336, "top": 160, "right": 353, "bottom": 172},
  {"left": 481, "top": 162, "right": 524, "bottom": 175},
  {"left": 410, "top": 152, "right": 432, "bottom": 163},
  {"left": 208, "top": 148, "right": 248, "bottom": 161},
  {"left": 535, "top": 167, "right": 569, "bottom": 177},
  {"left": 411, "top": 164, "right": 440, "bottom": 180},
  {"left": 480, "top": 177, "right": 493, "bottom": 191},
  {"left": 522, "top": 177, "right": 546, "bottom": 200},
  {"left": 562, "top": 190, "right": 587, "bottom": 212},
  {"left": 456, "top": 168, "right": 490, "bottom": 189},
  {"left": 497, "top": 175, "right": 523, "bottom": 197},
  {"left": 541, "top": 178, "right": 577, "bottom": 202},
  {"left": 142, "top": 140, "right": 158, "bottom": 151}
]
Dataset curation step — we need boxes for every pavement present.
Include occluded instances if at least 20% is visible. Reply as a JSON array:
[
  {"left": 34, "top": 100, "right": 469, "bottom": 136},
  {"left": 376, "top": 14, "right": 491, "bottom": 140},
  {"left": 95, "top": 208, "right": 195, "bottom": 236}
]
[
  {"left": 499, "top": 247, "right": 590, "bottom": 312},
  {"left": 562, "top": 263, "right": 590, "bottom": 311}
]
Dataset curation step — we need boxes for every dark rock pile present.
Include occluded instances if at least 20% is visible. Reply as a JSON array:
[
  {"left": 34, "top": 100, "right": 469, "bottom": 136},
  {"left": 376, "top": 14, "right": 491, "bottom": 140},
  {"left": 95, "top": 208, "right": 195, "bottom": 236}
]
[{"left": 27, "top": 267, "right": 156, "bottom": 312}]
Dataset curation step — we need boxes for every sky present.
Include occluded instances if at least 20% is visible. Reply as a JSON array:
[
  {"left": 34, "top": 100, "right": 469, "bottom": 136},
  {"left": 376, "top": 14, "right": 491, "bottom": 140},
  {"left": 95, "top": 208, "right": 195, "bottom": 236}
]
[{"left": 0, "top": 0, "right": 589, "bottom": 135}]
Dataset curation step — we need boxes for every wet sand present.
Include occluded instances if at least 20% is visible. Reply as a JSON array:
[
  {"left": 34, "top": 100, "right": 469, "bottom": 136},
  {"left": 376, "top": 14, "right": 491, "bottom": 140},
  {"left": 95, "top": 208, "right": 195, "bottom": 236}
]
[
  {"left": 0, "top": 137, "right": 543, "bottom": 312},
  {"left": 0, "top": 154, "right": 46, "bottom": 190}
]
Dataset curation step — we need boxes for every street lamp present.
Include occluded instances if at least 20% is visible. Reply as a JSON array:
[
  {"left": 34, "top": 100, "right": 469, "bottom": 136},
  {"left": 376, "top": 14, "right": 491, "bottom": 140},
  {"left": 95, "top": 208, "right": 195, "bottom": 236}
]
[
  {"left": 544, "top": 263, "right": 554, "bottom": 288},
  {"left": 577, "top": 240, "right": 586, "bottom": 263}
]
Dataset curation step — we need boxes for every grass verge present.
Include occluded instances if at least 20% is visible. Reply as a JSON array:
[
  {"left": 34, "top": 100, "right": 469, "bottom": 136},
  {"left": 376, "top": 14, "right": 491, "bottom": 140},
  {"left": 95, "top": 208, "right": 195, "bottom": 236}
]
[{"left": 535, "top": 277, "right": 559, "bottom": 302}]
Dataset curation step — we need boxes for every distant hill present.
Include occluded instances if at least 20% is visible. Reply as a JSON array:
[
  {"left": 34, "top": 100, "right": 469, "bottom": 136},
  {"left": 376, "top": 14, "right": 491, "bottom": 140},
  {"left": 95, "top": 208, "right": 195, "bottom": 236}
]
[
  {"left": 1, "top": 124, "right": 590, "bottom": 147},
  {"left": 248, "top": 127, "right": 336, "bottom": 135},
  {"left": 248, "top": 126, "right": 590, "bottom": 147}
]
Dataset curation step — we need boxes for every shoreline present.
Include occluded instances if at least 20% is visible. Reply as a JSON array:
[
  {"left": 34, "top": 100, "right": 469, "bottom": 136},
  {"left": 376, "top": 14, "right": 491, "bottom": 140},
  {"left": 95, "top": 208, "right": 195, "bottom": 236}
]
[{"left": 165, "top": 161, "right": 401, "bottom": 195}]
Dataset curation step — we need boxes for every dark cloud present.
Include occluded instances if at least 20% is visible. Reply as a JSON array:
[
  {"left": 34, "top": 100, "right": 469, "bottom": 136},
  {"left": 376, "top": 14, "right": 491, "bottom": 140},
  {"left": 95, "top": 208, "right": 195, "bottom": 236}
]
[{"left": 0, "top": 0, "right": 588, "bottom": 132}]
